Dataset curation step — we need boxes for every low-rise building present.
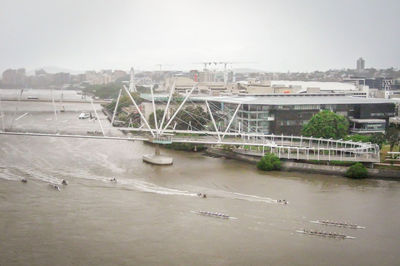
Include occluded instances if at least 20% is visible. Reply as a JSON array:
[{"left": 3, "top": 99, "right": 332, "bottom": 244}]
[{"left": 201, "top": 95, "right": 396, "bottom": 135}]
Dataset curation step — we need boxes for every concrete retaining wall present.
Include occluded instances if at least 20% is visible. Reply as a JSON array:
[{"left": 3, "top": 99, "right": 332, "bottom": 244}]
[{"left": 206, "top": 148, "right": 400, "bottom": 180}]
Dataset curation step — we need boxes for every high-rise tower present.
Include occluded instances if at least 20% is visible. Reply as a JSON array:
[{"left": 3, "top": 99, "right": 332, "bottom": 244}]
[
  {"left": 356, "top": 57, "right": 365, "bottom": 72},
  {"left": 128, "top": 67, "right": 136, "bottom": 92}
]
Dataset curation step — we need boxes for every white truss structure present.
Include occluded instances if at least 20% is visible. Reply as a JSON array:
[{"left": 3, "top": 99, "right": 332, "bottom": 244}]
[
  {"left": 0, "top": 86, "right": 381, "bottom": 163},
  {"left": 111, "top": 85, "right": 380, "bottom": 163}
]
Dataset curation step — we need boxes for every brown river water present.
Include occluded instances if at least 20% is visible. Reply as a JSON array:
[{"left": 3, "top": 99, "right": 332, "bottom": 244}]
[{"left": 0, "top": 93, "right": 400, "bottom": 265}]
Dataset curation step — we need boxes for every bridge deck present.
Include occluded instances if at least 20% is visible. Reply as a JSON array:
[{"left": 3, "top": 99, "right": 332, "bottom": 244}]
[{"left": 0, "top": 131, "right": 380, "bottom": 163}]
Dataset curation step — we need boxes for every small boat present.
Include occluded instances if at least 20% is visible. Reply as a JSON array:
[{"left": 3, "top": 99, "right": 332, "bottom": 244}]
[
  {"left": 197, "top": 193, "right": 207, "bottom": 198},
  {"left": 49, "top": 184, "right": 61, "bottom": 191},
  {"left": 277, "top": 199, "right": 288, "bottom": 204},
  {"left": 194, "top": 211, "right": 230, "bottom": 219},
  {"left": 296, "top": 229, "right": 355, "bottom": 239},
  {"left": 21, "top": 178, "right": 28, "bottom": 183},
  {"left": 78, "top": 112, "right": 90, "bottom": 119},
  {"left": 310, "top": 220, "right": 365, "bottom": 229}
]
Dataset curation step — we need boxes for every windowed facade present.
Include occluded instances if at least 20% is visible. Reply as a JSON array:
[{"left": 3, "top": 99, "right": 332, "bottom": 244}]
[{"left": 209, "top": 99, "right": 396, "bottom": 135}]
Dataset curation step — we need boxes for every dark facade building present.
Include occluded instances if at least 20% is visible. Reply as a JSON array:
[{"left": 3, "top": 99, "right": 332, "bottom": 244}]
[{"left": 207, "top": 95, "right": 397, "bottom": 135}]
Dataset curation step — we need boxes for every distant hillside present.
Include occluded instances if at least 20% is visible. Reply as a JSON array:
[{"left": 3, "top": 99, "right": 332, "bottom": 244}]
[{"left": 27, "top": 66, "right": 85, "bottom": 75}]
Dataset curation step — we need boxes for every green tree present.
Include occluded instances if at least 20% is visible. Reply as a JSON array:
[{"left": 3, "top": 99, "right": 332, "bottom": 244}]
[
  {"left": 257, "top": 153, "right": 281, "bottom": 171},
  {"left": 149, "top": 106, "right": 210, "bottom": 131},
  {"left": 174, "top": 106, "right": 210, "bottom": 130},
  {"left": 345, "top": 162, "right": 368, "bottom": 179},
  {"left": 344, "top": 134, "right": 371, "bottom": 143},
  {"left": 149, "top": 109, "right": 165, "bottom": 128},
  {"left": 344, "top": 133, "right": 386, "bottom": 148},
  {"left": 302, "top": 110, "right": 349, "bottom": 139},
  {"left": 106, "top": 92, "right": 143, "bottom": 113},
  {"left": 370, "top": 133, "right": 386, "bottom": 148},
  {"left": 386, "top": 126, "right": 400, "bottom": 152}
]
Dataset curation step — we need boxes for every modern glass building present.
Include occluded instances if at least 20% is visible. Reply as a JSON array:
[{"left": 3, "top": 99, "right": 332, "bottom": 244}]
[{"left": 203, "top": 94, "right": 397, "bottom": 135}]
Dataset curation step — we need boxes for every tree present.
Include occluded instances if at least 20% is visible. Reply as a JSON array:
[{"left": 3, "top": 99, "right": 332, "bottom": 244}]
[
  {"left": 302, "top": 110, "right": 349, "bottom": 139},
  {"left": 370, "top": 133, "right": 386, "bottom": 148},
  {"left": 149, "top": 109, "right": 165, "bottom": 129},
  {"left": 174, "top": 106, "right": 210, "bottom": 130},
  {"left": 345, "top": 162, "right": 368, "bottom": 179},
  {"left": 386, "top": 126, "right": 400, "bottom": 152},
  {"left": 106, "top": 92, "right": 143, "bottom": 113},
  {"left": 345, "top": 133, "right": 386, "bottom": 148},
  {"left": 344, "top": 134, "right": 371, "bottom": 143},
  {"left": 149, "top": 106, "right": 210, "bottom": 131},
  {"left": 257, "top": 153, "right": 281, "bottom": 171}
]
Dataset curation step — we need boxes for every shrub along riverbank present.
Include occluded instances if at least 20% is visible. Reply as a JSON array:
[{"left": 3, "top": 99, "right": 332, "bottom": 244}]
[
  {"left": 257, "top": 154, "right": 281, "bottom": 171},
  {"left": 345, "top": 162, "right": 368, "bottom": 179}
]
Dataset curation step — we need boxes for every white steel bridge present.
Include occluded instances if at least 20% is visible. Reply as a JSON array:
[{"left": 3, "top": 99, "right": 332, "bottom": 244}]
[{"left": 0, "top": 83, "right": 380, "bottom": 163}]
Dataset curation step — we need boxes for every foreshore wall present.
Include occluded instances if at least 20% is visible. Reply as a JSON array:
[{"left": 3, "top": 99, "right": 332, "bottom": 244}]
[{"left": 205, "top": 148, "right": 400, "bottom": 180}]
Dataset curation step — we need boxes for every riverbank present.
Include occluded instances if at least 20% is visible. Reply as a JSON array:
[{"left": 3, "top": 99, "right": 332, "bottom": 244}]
[{"left": 205, "top": 147, "right": 400, "bottom": 180}]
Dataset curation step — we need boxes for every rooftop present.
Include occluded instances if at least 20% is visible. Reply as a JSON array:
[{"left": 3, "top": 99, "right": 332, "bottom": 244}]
[
  {"left": 195, "top": 95, "right": 396, "bottom": 105},
  {"left": 270, "top": 80, "right": 357, "bottom": 92}
]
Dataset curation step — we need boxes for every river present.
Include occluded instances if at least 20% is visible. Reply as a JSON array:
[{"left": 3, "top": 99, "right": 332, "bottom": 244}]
[{"left": 0, "top": 93, "right": 400, "bottom": 265}]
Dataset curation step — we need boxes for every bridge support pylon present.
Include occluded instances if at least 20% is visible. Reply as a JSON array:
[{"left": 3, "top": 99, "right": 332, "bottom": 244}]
[{"left": 143, "top": 143, "right": 173, "bottom": 165}]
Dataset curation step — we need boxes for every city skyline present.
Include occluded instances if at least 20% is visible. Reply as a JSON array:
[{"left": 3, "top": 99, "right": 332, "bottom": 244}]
[{"left": 1, "top": 0, "right": 399, "bottom": 73}]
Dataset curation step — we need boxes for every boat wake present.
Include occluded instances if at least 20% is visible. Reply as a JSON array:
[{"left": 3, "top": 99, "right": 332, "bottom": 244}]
[
  {"left": 116, "top": 179, "right": 198, "bottom": 197},
  {"left": 232, "top": 192, "right": 278, "bottom": 204},
  {"left": 0, "top": 167, "right": 20, "bottom": 181},
  {"left": 0, "top": 165, "right": 284, "bottom": 204},
  {"left": 181, "top": 185, "right": 281, "bottom": 204}
]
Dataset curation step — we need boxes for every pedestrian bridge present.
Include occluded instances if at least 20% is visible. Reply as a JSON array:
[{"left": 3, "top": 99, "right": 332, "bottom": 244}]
[
  {"left": 0, "top": 130, "right": 380, "bottom": 163},
  {"left": 0, "top": 84, "right": 381, "bottom": 164}
]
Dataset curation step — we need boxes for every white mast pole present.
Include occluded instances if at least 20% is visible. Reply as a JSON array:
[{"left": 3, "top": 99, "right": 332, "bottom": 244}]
[
  {"left": 91, "top": 98, "right": 105, "bottom": 136},
  {"left": 150, "top": 85, "right": 159, "bottom": 135},
  {"left": 111, "top": 88, "right": 122, "bottom": 125},
  {"left": 221, "top": 103, "right": 241, "bottom": 139},
  {"left": 159, "top": 81, "right": 175, "bottom": 131},
  {"left": 161, "top": 85, "right": 195, "bottom": 134},
  {"left": 122, "top": 85, "right": 155, "bottom": 137},
  {"left": 205, "top": 100, "right": 221, "bottom": 142}
]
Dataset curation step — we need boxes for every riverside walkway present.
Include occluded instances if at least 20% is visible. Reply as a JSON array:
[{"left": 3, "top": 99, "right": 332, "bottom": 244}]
[{"left": 0, "top": 130, "right": 380, "bottom": 163}]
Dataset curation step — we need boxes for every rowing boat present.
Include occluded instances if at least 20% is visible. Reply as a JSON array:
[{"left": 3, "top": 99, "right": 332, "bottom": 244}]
[
  {"left": 192, "top": 211, "right": 234, "bottom": 219},
  {"left": 310, "top": 220, "right": 365, "bottom": 229},
  {"left": 296, "top": 229, "right": 355, "bottom": 239}
]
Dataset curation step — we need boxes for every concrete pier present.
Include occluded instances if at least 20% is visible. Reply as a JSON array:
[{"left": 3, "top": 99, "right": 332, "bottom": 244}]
[{"left": 142, "top": 144, "right": 173, "bottom": 165}]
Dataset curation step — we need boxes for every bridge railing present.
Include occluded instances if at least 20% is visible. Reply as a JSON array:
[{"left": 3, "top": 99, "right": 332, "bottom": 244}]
[{"left": 169, "top": 133, "right": 380, "bottom": 163}]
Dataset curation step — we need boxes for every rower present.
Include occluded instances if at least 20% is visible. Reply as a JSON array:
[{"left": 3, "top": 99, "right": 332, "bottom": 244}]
[
  {"left": 50, "top": 184, "right": 60, "bottom": 191},
  {"left": 202, "top": 194, "right": 207, "bottom": 198},
  {"left": 21, "top": 178, "right": 27, "bottom": 183},
  {"left": 61, "top": 179, "right": 68, "bottom": 185}
]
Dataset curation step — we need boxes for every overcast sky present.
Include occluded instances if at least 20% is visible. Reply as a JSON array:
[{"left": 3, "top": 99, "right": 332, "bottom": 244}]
[{"left": 0, "top": 0, "right": 399, "bottom": 73}]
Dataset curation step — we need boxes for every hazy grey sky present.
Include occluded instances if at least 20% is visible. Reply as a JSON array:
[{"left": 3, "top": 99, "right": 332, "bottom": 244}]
[{"left": 1, "top": 0, "right": 399, "bottom": 72}]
